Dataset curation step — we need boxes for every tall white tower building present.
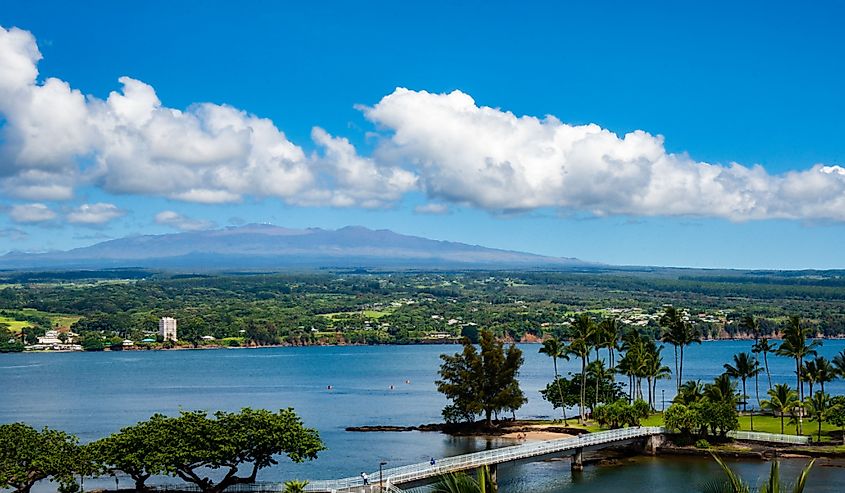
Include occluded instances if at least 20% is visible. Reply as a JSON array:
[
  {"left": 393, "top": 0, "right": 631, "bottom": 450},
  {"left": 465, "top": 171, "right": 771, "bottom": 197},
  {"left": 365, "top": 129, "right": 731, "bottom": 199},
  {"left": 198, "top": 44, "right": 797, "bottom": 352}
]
[{"left": 159, "top": 317, "right": 177, "bottom": 342}]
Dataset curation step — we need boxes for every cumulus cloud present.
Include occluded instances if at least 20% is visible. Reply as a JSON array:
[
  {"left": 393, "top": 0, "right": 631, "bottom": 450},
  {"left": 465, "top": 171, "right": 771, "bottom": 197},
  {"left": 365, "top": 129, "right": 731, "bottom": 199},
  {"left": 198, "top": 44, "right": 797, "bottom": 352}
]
[
  {"left": 154, "top": 210, "right": 216, "bottom": 232},
  {"left": 2, "top": 25, "right": 845, "bottom": 222},
  {"left": 8, "top": 203, "right": 56, "bottom": 223},
  {"left": 66, "top": 202, "right": 125, "bottom": 225},
  {"left": 362, "top": 88, "right": 845, "bottom": 221},
  {"left": 0, "top": 26, "right": 411, "bottom": 208}
]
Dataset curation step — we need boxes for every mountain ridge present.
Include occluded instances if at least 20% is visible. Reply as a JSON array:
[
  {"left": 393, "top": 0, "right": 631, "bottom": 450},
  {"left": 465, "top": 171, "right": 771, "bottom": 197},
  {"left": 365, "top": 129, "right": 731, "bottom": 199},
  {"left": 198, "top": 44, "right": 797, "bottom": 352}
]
[{"left": 1, "top": 224, "right": 588, "bottom": 270}]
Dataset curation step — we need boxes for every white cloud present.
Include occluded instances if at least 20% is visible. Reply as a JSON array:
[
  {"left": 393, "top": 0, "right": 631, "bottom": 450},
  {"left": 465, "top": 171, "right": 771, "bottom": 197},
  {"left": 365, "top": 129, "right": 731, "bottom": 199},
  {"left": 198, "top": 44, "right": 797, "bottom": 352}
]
[
  {"left": 362, "top": 88, "right": 845, "bottom": 221},
  {"left": 2, "top": 25, "right": 845, "bottom": 223},
  {"left": 154, "top": 210, "right": 216, "bottom": 232},
  {"left": 414, "top": 203, "right": 450, "bottom": 215},
  {"left": 66, "top": 202, "right": 124, "bottom": 225},
  {"left": 0, "top": 26, "right": 412, "bottom": 209},
  {"left": 8, "top": 203, "right": 56, "bottom": 223}
]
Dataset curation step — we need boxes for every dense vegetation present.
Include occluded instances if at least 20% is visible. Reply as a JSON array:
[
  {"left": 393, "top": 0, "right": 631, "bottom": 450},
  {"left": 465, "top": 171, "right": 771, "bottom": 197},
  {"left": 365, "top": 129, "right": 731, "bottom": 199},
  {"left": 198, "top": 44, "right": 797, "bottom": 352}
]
[{"left": 1, "top": 268, "right": 844, "bottom": 350}]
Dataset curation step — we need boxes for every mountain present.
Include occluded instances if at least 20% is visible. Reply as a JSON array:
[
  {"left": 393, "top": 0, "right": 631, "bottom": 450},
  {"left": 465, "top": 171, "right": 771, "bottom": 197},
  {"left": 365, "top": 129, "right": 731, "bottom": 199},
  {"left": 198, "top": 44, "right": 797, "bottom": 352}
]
[{"left": 0, "top": 224, "right": 588, "bottom": 270}]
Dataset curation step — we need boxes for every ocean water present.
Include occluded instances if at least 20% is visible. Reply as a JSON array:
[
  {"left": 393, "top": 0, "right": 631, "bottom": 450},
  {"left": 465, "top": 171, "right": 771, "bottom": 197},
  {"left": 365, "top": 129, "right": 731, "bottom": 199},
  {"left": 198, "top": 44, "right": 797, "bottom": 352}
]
[{"left": 2, "top": 341, "right": 844, "bottom": 491}]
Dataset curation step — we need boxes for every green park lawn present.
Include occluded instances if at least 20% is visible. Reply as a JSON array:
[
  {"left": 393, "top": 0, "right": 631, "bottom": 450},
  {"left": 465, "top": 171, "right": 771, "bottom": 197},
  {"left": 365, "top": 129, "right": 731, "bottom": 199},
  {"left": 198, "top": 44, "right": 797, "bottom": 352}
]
[
  {"left": 562, "top": 412, "right": 845, "bottom": 442},
  {"left": 0, "top": 309, "right": 82, "bottom": 333}
]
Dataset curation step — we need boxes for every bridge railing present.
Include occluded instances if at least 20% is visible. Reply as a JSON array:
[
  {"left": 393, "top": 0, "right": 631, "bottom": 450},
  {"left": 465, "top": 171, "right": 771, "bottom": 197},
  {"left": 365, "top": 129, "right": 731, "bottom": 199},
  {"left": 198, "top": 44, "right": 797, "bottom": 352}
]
[{"left": 305, "top": 426, "right": 664, "bottom": 491}]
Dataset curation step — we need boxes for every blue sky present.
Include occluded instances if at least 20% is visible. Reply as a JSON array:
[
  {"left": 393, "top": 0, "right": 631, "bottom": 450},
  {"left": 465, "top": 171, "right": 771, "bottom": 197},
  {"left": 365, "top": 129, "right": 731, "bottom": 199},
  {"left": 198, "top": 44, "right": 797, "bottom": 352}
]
[{"left": 0, "top": 1, "right": 843, "bottom": 269}]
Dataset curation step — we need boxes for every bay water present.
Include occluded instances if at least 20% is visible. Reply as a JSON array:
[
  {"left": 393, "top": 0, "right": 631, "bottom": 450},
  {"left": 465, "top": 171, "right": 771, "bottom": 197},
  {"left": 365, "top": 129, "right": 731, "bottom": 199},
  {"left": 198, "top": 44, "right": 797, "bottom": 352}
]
[{"left": 3, "top": 341, "right": 845, "bottom": 492}]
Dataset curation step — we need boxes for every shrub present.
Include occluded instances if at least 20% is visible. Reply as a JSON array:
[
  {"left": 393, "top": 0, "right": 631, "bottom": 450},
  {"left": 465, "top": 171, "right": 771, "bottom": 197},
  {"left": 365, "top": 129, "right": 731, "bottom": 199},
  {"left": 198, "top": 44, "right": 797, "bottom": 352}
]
[{"left": 695, "top": 439, "right": 710, "bottom": 449}]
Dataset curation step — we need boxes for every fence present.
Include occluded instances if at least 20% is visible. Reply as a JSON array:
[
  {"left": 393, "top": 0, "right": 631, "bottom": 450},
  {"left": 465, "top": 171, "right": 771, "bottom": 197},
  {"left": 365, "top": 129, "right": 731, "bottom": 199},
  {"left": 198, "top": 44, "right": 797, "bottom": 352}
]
[{"left": 727, "top": 430, "right": 810, "bottom": 445}]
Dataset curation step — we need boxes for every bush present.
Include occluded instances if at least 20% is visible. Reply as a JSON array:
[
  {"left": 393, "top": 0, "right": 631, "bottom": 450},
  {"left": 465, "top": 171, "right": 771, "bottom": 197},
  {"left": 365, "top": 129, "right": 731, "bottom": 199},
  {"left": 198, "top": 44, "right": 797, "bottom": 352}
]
[
  {"left": 593, "top": 399, "right": 651, "bottom": 429},
  {"left": 695, "top": 439, "right": 710, "bottom": 449}
]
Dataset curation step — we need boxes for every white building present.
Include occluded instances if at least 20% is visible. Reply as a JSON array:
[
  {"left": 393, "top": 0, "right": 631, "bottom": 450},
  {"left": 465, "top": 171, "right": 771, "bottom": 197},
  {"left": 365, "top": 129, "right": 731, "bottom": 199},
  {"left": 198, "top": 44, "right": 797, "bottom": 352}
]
[{"left": 159, "top": 317, "right": 177, "bottom": 342}]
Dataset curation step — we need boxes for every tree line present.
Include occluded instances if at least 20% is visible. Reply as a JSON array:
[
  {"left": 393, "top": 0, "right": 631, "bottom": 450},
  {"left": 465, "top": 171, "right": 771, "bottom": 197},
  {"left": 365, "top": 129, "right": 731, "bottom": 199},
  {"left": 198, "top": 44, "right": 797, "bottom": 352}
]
[{"left": 436, "top": 307, "right": 845, "bottom": 444}]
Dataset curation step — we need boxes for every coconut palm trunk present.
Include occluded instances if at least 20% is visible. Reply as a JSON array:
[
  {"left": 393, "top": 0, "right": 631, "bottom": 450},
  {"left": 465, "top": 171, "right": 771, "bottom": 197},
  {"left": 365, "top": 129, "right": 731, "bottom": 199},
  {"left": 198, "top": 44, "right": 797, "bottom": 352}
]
[{"left": 553, "top": 357, "right": 567, "bottom": 426}]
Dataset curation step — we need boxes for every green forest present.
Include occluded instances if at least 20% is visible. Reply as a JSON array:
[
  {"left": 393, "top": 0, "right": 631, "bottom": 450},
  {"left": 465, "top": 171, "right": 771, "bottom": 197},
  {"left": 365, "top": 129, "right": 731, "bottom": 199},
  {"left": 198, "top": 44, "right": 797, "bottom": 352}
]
[{"left": 0, "top": 268, "right": 844, "bottom": 350}]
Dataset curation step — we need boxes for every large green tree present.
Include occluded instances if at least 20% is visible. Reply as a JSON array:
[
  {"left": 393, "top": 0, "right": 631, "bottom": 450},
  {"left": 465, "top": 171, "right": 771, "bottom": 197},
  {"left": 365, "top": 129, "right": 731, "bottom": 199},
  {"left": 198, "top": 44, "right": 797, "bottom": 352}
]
[
  {"left": 437, "top": 330, "right": 527, "bottom": 427},
  {"left": 0, "top": 423, "right": 87, "bottom": 493},
  {"left": 96, "top": 408, "right": 324, "bottom": 493}
]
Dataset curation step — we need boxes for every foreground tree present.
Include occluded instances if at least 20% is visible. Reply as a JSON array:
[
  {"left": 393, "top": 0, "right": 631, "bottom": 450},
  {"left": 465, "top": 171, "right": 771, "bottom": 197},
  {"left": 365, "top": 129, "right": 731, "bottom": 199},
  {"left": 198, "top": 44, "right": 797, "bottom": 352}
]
[
  {"left": 0, "top": 423, "right": 86, "bottom": 493},
  {"left": 432, "top": 465, "right": 494, "bottom": 493},
  {"left": 538, "top": 336, "right": 569, "bottom": 424},
  {"left": 705, "top": 453, "right": 814, "bottom": 493},
  {"left": 87, "top": 417, "right": 165, "bottom": 491},
  {"left": 437, "top": 330, "right": 526, "bottom": 427},
  {"left": 118, "top": 408, "right": 323, "bottom": 493}
]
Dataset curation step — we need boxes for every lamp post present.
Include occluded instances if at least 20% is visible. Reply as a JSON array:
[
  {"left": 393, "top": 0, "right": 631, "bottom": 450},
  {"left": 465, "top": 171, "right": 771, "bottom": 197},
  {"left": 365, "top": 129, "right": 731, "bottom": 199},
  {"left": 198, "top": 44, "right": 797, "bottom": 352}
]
[
  {"left": 662, "top": 389, "right": 665, "bottom": 412},
  {"left": 379, "top": 461, "right": 387, "bottom": 492}
]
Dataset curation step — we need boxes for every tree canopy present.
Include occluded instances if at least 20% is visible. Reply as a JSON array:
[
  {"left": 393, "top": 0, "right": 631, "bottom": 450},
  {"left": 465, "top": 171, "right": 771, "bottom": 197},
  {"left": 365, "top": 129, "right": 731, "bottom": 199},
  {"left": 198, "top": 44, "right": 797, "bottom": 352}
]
[
  {"left": 436, "top": 329, "right": 526, "bottom": 427},
  {"left": 0, "top": 423, "right": 87, "bottom": 493},
  {"left": 91, "top": 408, "right": 324, "bottom": 493}
]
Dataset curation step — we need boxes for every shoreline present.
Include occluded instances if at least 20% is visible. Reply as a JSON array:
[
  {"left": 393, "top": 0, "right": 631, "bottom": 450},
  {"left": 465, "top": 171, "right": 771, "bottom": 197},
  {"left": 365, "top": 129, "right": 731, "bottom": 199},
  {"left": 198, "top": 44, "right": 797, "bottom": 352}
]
[{"left": 9, "top": 335, "right": 845, "bottom": 354}]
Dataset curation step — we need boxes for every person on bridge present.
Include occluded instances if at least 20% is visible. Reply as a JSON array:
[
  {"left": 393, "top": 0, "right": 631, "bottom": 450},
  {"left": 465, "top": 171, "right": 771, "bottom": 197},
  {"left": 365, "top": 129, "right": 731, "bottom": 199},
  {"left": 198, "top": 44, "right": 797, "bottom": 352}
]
[{"left": 361, "top": 472, "right": 369, "bottom": 485}]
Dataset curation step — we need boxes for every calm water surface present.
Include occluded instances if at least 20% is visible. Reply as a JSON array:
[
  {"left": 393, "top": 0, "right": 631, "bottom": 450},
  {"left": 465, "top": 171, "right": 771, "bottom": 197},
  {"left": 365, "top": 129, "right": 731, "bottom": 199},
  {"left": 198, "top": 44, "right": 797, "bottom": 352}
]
[{"left": 2, "top": 341, "right": 844, "bottom": 491}]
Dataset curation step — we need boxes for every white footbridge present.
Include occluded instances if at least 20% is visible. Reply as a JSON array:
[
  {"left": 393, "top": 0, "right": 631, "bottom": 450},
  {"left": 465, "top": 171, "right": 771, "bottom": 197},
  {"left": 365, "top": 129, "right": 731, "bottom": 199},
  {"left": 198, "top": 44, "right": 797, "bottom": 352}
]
[{"left": 303, "top": 426, "right": 665, "bottom": 492}]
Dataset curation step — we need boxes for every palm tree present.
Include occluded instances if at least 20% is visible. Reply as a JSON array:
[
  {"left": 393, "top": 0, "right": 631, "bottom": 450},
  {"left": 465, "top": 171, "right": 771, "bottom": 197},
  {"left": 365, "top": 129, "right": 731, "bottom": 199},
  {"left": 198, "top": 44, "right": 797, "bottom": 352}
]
[
  {"left": 599, "top": 317, "right": 623, "bottom": 371},
  {"left": 706, "top": 373, "right": 738, "bottom": 406},
  {"left": 832, "top": 349, "right": 845, "bottom": 378},
  {"left": 752, "top": 338, "right": 776, "bottom": 391},
  {"left": 812, "top": 356, "right": 837, "bottom": 395},
  {"left": 539, "top": 336, "right": 569, "bottom": 424},
  {"left": 804, "top": 391, "right": 831, "bottom": 442},
  {"left": 740, "top": 315, "right": 763, "bottom": 431},
  {"left": 283, "top": 480, "right": 309, "bottom": 493},
  {"left": 775, "top": 316, "right": 821, "bottom": 434},
  {"left": 761, "top": 383, "right": 799, "bottom": 434},
  {"left": 568, "top": 337, "right": 591, "bottom": 424},
  {"left": 587, "top": 359, "right": 614, "bottom": 409},
  {"left": 724, "top": 352, "right": 762, "bottom": 430},
  {"left": 660, "top": 306, "right": 683, "bottom": 390},
  {"left": 660, "top": 306, "right": 701, "bottom": 391},
  {"left": 569, "top": 313, "right": 595, "bottom": 423},
  {"left": 432, "top": 465, "right": 494, "bottom": 493},
  {"left": 643, "top": 348, "right": 671, "bottom": 411},
  {"left": 675, "top": 379, "right": 705, "bottom": 405},
  {"left": 706, "top": 453, "right": 815, "bottom": 493},
  {"left": 802, "top": 359, "right": 818, "bottom": 397}
]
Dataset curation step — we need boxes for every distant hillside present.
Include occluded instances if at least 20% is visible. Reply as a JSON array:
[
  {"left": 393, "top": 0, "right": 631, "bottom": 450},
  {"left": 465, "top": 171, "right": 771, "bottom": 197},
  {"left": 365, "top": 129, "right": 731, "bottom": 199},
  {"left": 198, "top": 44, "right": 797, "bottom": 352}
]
[{"left": 0, "top": 224, "right": 588, "bottom": 270}]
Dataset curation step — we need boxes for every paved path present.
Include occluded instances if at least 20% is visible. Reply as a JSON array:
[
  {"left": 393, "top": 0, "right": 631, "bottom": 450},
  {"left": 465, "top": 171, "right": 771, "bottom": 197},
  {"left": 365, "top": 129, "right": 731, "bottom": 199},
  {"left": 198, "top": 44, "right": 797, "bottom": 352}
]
[{"left": 303, "top": 427, "right": 665, "bottom": 492}]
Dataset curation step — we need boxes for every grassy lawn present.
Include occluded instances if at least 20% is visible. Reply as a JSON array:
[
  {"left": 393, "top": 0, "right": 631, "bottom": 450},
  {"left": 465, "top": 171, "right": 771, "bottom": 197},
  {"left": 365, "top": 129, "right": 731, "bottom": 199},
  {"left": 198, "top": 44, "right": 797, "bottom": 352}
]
[
  {"left": 614, "top": 412, "right": 844, "bottom": 442},
  {"left": 0, "top": 309, "right": 82, "bottom": 333},
  {"left": 362, "top": 309, "right": 391, "bottom": 319},
  {"left": 0, "top": 316, "right": 29, "bottom": 332}
]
